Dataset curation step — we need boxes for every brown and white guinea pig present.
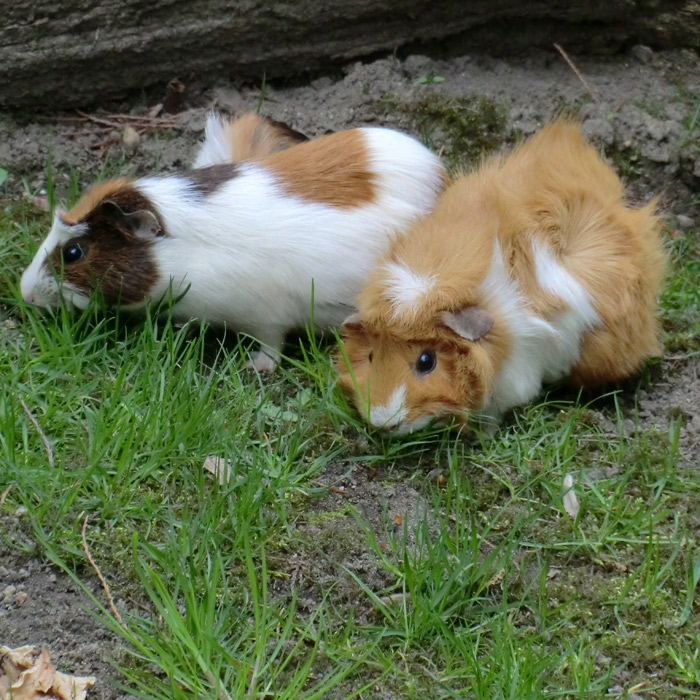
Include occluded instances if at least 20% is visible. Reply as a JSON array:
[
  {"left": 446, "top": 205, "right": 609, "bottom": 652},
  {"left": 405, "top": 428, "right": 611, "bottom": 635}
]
[
  {"left": 336, "top": 121, "right": 666, "bottom": 433},
  {"left": 20, "top": 112, "right": 446, "bottom": 370}
]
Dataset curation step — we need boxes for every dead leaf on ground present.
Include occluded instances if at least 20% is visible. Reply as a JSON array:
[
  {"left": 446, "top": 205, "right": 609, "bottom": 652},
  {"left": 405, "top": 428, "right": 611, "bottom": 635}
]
[
  {"left": 562, "top": 473, "right": 580, "bottom": 519},
  {"left": 22, "top": 192, "right": 50, "bottom": 212},
  {"left": 202, "top": 455, "right": 233, "bottom": 484},
  {"left": 0, "top": 645, "right": 96, "bottom": 700},
  {"left": 487, "top": 568, "right": 505, "bottom": 587}
]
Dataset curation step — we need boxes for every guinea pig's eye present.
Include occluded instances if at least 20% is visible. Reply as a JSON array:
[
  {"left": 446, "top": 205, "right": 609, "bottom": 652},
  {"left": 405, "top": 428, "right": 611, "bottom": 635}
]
[
  {"left": 62, "top": 242, "right": 85, "bottom": 265},
  {"left": 416, "top": 350, "right": 436, "bottom": 375}
]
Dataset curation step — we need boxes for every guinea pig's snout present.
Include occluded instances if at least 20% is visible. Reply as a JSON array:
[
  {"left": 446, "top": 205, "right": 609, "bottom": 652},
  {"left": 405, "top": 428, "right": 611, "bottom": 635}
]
[
  {"left": 368, "top": 385, "right": 408, "bottom": 431},
  {"left": 20, "top": 270, "right": 40, "bottom": 306}
]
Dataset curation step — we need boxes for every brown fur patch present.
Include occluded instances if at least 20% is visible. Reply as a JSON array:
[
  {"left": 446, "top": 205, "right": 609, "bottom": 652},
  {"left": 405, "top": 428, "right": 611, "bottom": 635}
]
[
  {"left": 260, "top": 129, "right": 375, "bottom": 208},
  {"left": 51, "top": 186, "right": 161, "bottom": 306},
  {"left": 336, "top": 120, "right": 667, "bottom": 429},
  {"left": 186, "top": 163, "right": 240, "bottom": 197},
  {"left": 61, "top": 178, "right": 132, "bottom": 225}
]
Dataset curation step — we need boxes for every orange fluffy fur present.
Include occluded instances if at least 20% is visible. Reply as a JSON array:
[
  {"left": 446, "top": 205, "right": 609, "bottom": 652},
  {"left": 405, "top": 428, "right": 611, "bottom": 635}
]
[{"left": 337, "top": 121, "right": 666, "bottom": 430}]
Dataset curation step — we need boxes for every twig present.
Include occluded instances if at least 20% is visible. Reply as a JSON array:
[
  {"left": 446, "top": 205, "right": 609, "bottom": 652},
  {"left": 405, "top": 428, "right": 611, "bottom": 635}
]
[
  {"left": 0, "top": 484, "right": 11, "bottom": 505},
  {"left": 77, "top": 110, "right": 176, "bottom": 129},
  {"left": 316, "top": 482, "right": 348, "bottom": 496},
  {"left": 81, "top": 516, "right": 127, "bottom": 629},
  {"left": 20, "top": 399, "right": 54, "bottom": 468},
  {"left": 89, "top": 137, "right": 120, "bottom": 150},
  {"left": 627, "top": 680, "right": 652, "bottom": 693},
  {"left": 553, "top": 43, "right": 598, "bottom": 101},
  {"left": 98, "top": 112, "right": 176, "bottom": 125}
]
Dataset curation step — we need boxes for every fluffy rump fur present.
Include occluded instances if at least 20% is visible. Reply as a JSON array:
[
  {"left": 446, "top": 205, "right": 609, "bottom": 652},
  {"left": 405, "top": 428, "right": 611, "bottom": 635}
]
[
  {"left": 192, "top": 112, "right": 308, "bottom": 168},
  {"left": 337, "top": 121, "right": 666, "bottom": 432}
]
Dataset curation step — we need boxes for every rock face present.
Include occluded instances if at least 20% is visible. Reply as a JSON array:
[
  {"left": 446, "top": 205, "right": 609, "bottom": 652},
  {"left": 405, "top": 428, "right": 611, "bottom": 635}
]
[{"left": 2, "top": 0, "right": 699, "bottom": 109}]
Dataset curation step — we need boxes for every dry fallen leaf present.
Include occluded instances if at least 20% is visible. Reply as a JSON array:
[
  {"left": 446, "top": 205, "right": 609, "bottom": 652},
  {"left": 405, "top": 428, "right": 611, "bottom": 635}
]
[
  {"left": 202, "top": 455, "right": 233, "bottom": 484},
  {"left": 393, "top": 514, "right": 403, "bottom": 526},
  {"left": 562, "top": 473, "right": 580, "bottom": 519},
  {"left": 0, "top": 645, "right": 96, "bottom": 700},
  {"left": 487, "top": 568, "right": 505, "bottom": 587}
]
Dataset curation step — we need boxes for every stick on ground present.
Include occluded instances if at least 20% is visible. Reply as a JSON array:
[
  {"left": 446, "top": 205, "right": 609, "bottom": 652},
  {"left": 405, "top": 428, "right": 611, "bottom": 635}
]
[
  {"left": 81, "top": 516, "right": 127, "bottom": 630},
  {"left": 20, "top": 398, "right": 55, "bottom": 468}
]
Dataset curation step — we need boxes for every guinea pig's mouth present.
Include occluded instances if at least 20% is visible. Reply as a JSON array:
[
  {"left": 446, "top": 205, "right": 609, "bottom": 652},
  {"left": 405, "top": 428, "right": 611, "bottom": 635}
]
[{"left": 391, "top": 414, "right": 436, "bottom": 435}]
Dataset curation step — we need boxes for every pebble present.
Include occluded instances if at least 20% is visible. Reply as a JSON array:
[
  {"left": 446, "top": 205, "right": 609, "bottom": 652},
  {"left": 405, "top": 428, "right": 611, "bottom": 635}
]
[
  {"left": 676, "top": 214, "right": 694, "bottom": 230},
  {"left": 121, "top": 126, "right": 140, "bottom": 150},
  {"left": 630, "top": 45, "right": 654, "bottom": 64}
]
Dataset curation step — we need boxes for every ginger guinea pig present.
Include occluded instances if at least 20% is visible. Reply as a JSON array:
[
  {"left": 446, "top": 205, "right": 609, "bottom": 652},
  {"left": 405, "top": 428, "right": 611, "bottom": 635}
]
[
  {"left": 20, "top": 112, "right": 446, "bottom": 371},
  {"left": 337, "top": 121, "right": 666, "bottom": 432}
]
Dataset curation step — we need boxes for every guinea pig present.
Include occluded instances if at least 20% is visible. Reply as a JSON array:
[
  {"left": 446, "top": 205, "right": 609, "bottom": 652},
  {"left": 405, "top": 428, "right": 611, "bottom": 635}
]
[
  {"left": 20, "top": 114, "right": 446, "bottom": 370},
  {"left": 336, "top": 121, "right": 666, "bottom": 433},
  {"left": 192, "top": 112, "right": 308, "bottom": 167}
]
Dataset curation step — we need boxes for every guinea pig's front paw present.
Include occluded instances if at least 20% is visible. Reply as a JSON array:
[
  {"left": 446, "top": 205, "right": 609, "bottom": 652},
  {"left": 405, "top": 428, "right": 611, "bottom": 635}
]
[{"left": 247, "top": 349, "right": 279, "bottom": 373}]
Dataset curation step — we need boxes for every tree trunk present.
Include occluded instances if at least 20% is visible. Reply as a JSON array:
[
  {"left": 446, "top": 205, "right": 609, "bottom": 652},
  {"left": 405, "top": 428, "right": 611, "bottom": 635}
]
[{"left": 1, "top": 0, "right": 698, "bottom": 110}]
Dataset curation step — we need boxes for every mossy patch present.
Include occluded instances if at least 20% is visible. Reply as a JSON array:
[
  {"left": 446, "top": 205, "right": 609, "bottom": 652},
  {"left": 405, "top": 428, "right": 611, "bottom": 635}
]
[{"left": 379, "top": 93, "right": 508, "bottom": 171}]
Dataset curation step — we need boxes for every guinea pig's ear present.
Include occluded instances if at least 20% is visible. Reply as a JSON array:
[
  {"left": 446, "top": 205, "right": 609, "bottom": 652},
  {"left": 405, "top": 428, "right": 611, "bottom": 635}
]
[
  {"left": 342, "top": 312, "right": 365, "bottom": 333},
  {"left": 100, "top": 201, "right": 161, "bottom": 238},
  {"left": 441, "top": 305, "right": 493, "bottom": 341}
]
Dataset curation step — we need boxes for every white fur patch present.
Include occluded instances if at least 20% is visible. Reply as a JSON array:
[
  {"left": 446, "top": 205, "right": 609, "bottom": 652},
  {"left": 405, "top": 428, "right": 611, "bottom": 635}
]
[
  {"left": 382, "top": 262, "right": 436, "bottom": 320},
  {"left": 531, "top": 238, "right": 600, "bottom": 381},
  {"left": 20, "top": 218, "right": 90, "bottom": 308},
  {"left": 191, "top": 113, "right": 231, "bottom": 168},
  {"left": 394, "top": 413, "right": 434, "bottom": 435},
  {"left": 370, "top": 385, "right": 407, "bottom": 429},
  {"left": 479, "top": 238, "right": 602, "bottom": 418},
  {"left": 478, "top": 240, "right": 559, "bottom": 417}
]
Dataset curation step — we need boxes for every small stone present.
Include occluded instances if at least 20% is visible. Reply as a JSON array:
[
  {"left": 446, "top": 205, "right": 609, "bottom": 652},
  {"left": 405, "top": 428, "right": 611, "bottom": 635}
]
[
  {"left": 15, "top": 505, "right": 27, "bottom": 516},
  {"left": 122, "top": 126, "right": 140, "bottom": 150},
  {"left": 2, "top": 584, "right": 17, "bottom": 601},
  {"left": 15, "top": 591, "right": 28, "bottom": 605},
  {"left": 311, "top": 76, "right": 333, "bottom": 91},
  {"left": 402, "top": 54, "right": 435, "bottom": 77},
  {"left": 630, "top": 45, "right": 654, "bottom": 64},
  {"left": 676, "top": 214, "right": 694, "bottom": 230}
]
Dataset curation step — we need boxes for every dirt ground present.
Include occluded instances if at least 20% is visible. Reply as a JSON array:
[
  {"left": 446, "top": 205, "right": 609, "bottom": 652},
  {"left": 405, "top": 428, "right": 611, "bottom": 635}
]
[{"left": 2, "top": 45, "right": 699, "bottom": 698}]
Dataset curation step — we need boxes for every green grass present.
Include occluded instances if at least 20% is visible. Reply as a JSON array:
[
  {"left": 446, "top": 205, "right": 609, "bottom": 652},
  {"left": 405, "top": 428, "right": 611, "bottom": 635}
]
[{"left": 1, "top": 180, "right": 700, "bottom": 699}]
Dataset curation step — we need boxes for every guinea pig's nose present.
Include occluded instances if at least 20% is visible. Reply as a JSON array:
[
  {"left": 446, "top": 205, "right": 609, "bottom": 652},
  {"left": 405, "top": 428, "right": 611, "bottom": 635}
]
[
  {"left": 20, "top": 279, "right": 37, "bottom": 305},
  {"left": 368, "top": 386, "right": 407, "bottom": 430}
]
